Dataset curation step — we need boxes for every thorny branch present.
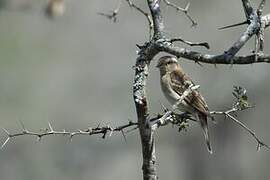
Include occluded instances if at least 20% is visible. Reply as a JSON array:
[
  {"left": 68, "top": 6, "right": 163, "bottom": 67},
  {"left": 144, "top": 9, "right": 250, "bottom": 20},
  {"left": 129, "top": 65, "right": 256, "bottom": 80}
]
[
  {"left": 126, "top": 0, "right": 153, "bottom": 39},
  {"left": 131, "top": 0, "right": 270, "bottom": 179},
  {"left": 98, "top": 0, "right": 153, "bottom": 39},
  {"left": 160, "top": 0, "right": 270, "bottom": 64},
  {"left": 211, "top": 108, "right": 270, "bottom": 151},
  {"left": 211, "top": 86, "right": 270, "bottom": 151},
  {"left": 97, "top": 0, "right": 121, "bottom": 23},
  {"left": 169, "top": 37, "right": 210, "bottom": 49},
  {"left": 162, "top": 0, "right": 197, "bottom": 27},
  {"left": 1, "top": 121, "right": 138, "bottom": 149},
  {"left": 2, "top": 1, "right": 270, "bottom": 180}
]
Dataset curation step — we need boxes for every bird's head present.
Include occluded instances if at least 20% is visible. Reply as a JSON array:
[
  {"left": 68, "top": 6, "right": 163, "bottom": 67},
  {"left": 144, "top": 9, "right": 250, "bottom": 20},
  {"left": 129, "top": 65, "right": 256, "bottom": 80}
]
[{"left": 156, "top": 56, "right": 179, "bottom": 73}]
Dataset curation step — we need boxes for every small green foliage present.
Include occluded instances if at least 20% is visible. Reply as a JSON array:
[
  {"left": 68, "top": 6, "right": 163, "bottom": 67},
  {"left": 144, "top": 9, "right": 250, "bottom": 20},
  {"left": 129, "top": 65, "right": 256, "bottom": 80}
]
[
  {"left": 171, "top": 112, "right": 191, "bottom": 132},
  {"left": 232, "top": 86, "right": 252, "bottom": 110}
]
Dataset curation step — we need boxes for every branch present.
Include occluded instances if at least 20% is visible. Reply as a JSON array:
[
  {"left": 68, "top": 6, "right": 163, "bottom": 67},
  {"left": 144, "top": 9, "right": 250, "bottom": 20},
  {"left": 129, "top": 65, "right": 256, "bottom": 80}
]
[
  {"left": 126, "top": 0, "right": 153, "bottom": 39},
  {"left": 169, "top": 37, "right": 210, "bottom": 49},
  {"left": 133, "top": 43, "right": 159, "bottom": 180},
  {"left": 132, "top": 1, "right": 167, "bottom": 179},
  {"left": 160, "top": 0, "right": 270, "bottom": 65},
  {"left": 98, "top": 0, "right": 153, "bottom": 39},
  {"left": 162, "top": 0, "right": 197, "bottom": 27},
  {"left": 241, "top": 0, "right": 254, "bottom": 19},
  {"left": 97, "top": 0, "right": 121, "bottom": 23},
  {"left": 157, "top": 43, "right": 270, "bottom": 64},
  {"left": 147, "top": 0, "right": 165, "bottom": 38},
  {"left": 1, "top": 121, "right": 138, "bottom": 149},
  {"left": 211, "top": 108, "right": 270, "bottom": 151}
]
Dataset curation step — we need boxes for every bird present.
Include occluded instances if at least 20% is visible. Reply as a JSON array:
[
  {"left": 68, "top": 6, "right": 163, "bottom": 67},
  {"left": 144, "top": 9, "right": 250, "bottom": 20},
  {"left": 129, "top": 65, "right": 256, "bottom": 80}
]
[{"left": 156, "top": 56, "right": 212, "bottom": 153}]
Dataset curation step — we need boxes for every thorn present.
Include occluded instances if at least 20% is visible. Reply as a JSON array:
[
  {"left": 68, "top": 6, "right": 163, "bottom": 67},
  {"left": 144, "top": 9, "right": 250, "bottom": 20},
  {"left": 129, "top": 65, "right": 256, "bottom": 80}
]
[
  {"left": 1, "top": 137, "right": 10, "bottom": 149},
  {"left": 257, "top": 142, "right": 262, "bottom": 151},
  {"left": 218, "top": 20, "right": 248, "bottom": 30},
  {"left": 36, "top": 136, "right": 42, "bottom": 142},
  {"left": 97, "top": 122, "right": 101, "bottom": 129},
  {"left": 69, "top": 134, "right": 75, "bottom": 142},
  {"left": 19, "top": 120, "right": 27, "bottom": 133},
  {"left": 121, "top": 129, "right": 127, "bottom": 143},
  {"left": 108, "top": 130, "right": 113, "bottom": 137},
  {"left": 136, "top": 44, "right": 143, "bottom": 49},
  {"left": 128, "top": 119, "right": 133, "bottom": 125},
  {"left": 195, "top": 61, "right": 203, "bottom": 67},
  {"left": 126, "top": 127, "right": 138, "bottom": 133},
  {"left": 184, "top": 2, "right": 190, "bottom": 13},
  {"left": 47, "top": 121, "right": 53, "bottom": 132},
  {"left": 102, "top": 132, "right": 106, "bottom": 139},
  {"left": 1, "top": 127, "right": 10, "bottom": 136}
]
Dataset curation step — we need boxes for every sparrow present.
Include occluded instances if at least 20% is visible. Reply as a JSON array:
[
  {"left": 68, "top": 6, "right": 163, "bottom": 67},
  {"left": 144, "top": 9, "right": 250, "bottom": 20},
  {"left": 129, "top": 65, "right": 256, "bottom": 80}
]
[
  {"left": 156, "top": 56, "right": 212, "bottom": 153},
  {"left": 45, "top": 0, "right": 65, "bottom": 18}
]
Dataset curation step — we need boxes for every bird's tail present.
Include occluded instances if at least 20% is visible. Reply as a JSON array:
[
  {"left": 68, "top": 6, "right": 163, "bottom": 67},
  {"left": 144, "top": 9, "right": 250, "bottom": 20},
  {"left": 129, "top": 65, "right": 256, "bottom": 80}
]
[{"left": 198, "top": 113, "right": 212, "bottom": 154}]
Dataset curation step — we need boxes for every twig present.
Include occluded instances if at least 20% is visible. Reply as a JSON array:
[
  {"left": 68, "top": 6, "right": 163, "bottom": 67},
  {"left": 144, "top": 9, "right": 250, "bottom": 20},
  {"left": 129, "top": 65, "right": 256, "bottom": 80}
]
[
  {"left": 97, "top": 0, "right": 121, "bottom": 23},
  {"left": 126, "top": 0, "right": 153, "bottom": 39},
  {"left": 169, "top": 38, "right": 210, "bottom": 49},
  {"left": 1, "top": 121, "right": 138, "bottom": 149},
  {"left": 162, "top": 0, "right": 197, "bottom": 27},
  {"left": 211, "top": 108, "right": 270, "bottom": 151}
]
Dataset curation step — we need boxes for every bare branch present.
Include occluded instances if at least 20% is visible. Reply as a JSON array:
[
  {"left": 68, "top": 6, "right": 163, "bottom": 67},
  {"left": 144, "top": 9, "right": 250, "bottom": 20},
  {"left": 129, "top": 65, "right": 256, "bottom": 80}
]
[
  {"left": 169, "top": 38, "right": 210, "bottom": 49},
  {"left": 126, "top": 0, "right": 153, "bottom": 39},
  {"left": 218, "top": 20, "right": 249, "bottom": 30},
  {"left": 211, "top": 86, "right": 270, "bottom": 151},
  {"left": 241, "top": 0, "right": 254, "bottom": 19},
  {"left": 257, "top": 0, "right": 266, "bottom": 14},
  {"left": 157, "top": 43, "right": 270, "bottom": 64},
  {"left": 147, "top": 0, "right": 165, "bottom": 38},
  {"left": 162, "top": 0, "right": 197, "bottom": 27},
  {"left": 0, "top": 121, "right": 138, "bottom": 149},
  {"left": 211, "top": 108, "right": 270, "bottom": 151},
  {"left": 97, "top": 0, "right": 121, "bottom": 23}
]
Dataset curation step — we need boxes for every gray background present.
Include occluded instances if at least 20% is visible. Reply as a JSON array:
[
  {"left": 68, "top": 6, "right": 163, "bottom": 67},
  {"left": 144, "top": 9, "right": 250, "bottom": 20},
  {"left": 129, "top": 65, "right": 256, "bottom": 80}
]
[{"left": 0, "top": 0, "right": 269, "bottom": 180}]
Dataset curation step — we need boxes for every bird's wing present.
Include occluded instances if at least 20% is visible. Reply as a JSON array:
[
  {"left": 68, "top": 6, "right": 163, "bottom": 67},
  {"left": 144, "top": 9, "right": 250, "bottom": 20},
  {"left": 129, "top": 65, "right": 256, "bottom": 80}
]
[{"left": 170, "top": 71, "right": 209, "bottom": 115}]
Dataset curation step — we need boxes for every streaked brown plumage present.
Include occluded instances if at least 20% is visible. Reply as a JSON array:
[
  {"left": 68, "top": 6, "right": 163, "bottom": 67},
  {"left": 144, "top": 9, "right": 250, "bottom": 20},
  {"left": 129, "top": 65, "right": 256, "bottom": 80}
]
[{"left": 157, "top": 56, "right": 212, "bottom": 153}]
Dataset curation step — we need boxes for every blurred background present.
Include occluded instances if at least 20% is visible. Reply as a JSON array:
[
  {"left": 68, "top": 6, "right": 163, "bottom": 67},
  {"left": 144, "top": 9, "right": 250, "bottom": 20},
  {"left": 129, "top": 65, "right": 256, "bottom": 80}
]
[{"left": 0, "top": 0, "right": 269, "bottom": 179}]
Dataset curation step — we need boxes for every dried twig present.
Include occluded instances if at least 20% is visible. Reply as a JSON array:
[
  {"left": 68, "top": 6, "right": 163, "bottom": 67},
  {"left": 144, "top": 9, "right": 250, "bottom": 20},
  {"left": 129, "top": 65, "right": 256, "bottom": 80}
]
[
  {"left": 169, "top": 38, "right": 210, "bottom": 49},
  {"left": 162, "top": 0, "right": 197, "bottom": 27},
  {"left": 126, "top": 0, "right": 153, "bottom": 39},
  {"left": 1, "top": 121, "right": 138, "bottom": 149},
  {"left": 211, "top": 86, "right": 270, "bottom": 151},
  {"left": 211, "top": 108, "right": 270, "bottom": 151},
  {"left": 97, "top": 0, "right": 121, "bottom": 22}
]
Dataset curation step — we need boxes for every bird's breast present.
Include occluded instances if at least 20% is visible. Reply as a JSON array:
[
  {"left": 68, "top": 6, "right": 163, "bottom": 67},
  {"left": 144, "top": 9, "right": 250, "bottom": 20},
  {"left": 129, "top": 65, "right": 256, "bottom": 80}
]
[{"left": 160, "top": 75, "right": 192, "bottom": 112}]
